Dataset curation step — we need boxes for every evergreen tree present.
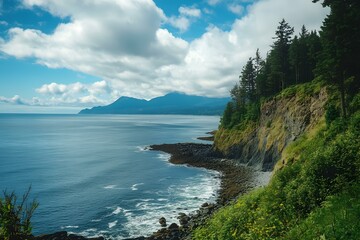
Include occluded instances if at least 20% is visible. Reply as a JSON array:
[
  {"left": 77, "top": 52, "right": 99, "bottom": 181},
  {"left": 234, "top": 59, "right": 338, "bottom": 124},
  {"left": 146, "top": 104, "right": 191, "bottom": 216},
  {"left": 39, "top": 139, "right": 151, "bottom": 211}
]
[
  {"left": 254, "top": 49, "right": 267, "bottom": 98},
  {"left": 240, "top": 58, "right": 257, "bottom": 103},
  {"left": 270, "top": 19, "right": 294, "bottom": 90},
  {"left": 289, "top": 25, "right": 318, "bottom": 84},
  {"left": 306, "top": 30, "right": 322, "bottom": 81},
  {"left": 313, "top": 0, "right": 360, "bottom": 117},
  {"left": 289, "top": 35, "right": 301, "bottom": 84},
  {"left": 221, "top": 102, "right": 234, "bottom": 128}
]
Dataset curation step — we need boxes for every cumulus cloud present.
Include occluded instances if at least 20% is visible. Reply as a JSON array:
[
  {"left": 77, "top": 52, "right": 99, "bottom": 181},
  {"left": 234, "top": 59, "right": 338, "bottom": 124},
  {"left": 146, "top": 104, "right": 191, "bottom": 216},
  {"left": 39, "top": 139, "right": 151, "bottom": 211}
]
[
  {"left": 168, "top": 6, "right": 201, "bottom": 32},
  {"left": 0, "top": 95, "right": 27, "bottom": 105},
  {"left": 207, "top": 0, "right": 222, "bottom": 6},
  {"left": 179, "top": 6, "right": 201, "bottom": 18},
  {"left": 228, "top": 4, "right": 244, "bottom": 15},
  {"left": 34, "top": 80, "right": 111, "bottom": 106},
  {"left": 0, "top": 0, "right": 329, "bottom": 106}
]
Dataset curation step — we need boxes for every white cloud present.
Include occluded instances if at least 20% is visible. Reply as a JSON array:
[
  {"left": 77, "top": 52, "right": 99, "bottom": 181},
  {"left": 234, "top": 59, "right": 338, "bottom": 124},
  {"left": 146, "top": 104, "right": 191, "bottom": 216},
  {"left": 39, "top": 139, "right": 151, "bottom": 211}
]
[
  {"left": 35, "top": 80, "right": 111, "bottom": 106},
  {"left": 179, "top": 6, "right": 201, "bottom": 18},
  {"left": 168, "top": 16, "right": 190, "bottom": 32},
  {"left": 0, "top": 95, "right": 27, "bottom": 105},
  {"left": 36, "top": 82, "right": 68, "bottom": 95},
  {"left": 228, "top": 4, "right": 244, "bottom": 15},
  {"left": 0, "top": 0, "right": 329, "bottom": 107},
  {"left": 207, "top": 0, "right": 222, "bottom": 6},
  {"left": 168, "top": 6, "right": 201, "bottom": 32}
]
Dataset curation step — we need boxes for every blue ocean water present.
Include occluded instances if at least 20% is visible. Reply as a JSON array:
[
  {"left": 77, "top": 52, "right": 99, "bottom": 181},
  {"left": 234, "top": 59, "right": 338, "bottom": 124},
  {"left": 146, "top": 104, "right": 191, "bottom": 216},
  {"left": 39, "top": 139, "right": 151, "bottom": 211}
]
[{"left": 0, "top": 114, "right": 221, "bottom": 239}]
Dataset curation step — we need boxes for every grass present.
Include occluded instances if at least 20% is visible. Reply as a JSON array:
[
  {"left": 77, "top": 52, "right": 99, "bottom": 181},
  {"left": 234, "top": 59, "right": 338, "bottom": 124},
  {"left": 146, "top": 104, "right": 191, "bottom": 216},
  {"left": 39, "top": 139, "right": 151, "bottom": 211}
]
[{"left": 194, "top": 92, "right": 360, "bottom": 240}]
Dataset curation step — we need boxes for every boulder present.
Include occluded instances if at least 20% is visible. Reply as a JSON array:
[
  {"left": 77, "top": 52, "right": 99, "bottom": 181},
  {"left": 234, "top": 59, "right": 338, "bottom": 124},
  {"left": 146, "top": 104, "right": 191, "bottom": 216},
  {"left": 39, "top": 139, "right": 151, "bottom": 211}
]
[
  {"left": 168, "top": 223, "right": 179, "bottom": 230},
  {"left": 159, "top": 216, "right": 167, "bottom": 227}
]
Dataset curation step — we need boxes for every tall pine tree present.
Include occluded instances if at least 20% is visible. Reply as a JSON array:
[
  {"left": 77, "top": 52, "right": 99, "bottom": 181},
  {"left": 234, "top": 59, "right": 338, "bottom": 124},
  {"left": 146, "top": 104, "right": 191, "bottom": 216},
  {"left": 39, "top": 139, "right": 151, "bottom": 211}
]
[
  {"left": 269, "top": 19, "right": 294, "bottom": 91},
  {"left": 313, "top": 0, "right": 360, "bottom": 117}
]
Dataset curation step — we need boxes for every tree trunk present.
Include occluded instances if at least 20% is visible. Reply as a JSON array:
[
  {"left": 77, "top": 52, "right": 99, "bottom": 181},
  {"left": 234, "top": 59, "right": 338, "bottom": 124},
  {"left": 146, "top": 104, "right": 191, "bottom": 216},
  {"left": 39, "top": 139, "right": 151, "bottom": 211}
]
[{"left": 339, "top": 73, "right": 347, "bottom": 118}]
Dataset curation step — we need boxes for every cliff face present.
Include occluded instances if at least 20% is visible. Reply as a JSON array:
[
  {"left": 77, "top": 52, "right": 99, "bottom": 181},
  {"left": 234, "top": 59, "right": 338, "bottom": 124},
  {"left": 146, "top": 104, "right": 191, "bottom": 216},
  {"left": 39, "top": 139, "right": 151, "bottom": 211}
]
[{"left": 214, "top": 83, "right": 328, "bottom": 171}]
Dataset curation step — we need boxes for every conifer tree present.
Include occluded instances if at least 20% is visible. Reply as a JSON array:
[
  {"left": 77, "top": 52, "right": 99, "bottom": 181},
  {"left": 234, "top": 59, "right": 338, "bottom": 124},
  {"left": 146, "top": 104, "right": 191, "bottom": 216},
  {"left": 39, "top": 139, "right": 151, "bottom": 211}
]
[
  {"left": 270, "top": 19, "right": 294, "bottom": 90},
  {"left": 313, "top": 0, "right": 360, "bottom": 117}
]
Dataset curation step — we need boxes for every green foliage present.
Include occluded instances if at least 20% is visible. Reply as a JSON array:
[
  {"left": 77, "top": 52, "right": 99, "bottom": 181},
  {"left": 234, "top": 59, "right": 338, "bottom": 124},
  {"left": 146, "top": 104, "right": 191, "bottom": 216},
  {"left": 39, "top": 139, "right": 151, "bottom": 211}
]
[
  {"left": 0, "top": 187, "right": 38, "bottom": 240},
  {"left": 325, "top": 103, "right": 340, "bottom": 125},
  {"left": 195, "top": 110, "right": 360, "bottom": 240},
  {"left": 277, "top": 78, "right": 324, "bottom": 100},
  {"left": 224, "top": 20, "right": 323, "bottom": 130},
  {"left": 349, "top": 92, "right": 360, "bottom": 114},
  {"left": 214, "top": 121, "right": 257, "bottom": 153},
  {"left": 313, "top": 0, "right": 360, "bottom": 117},
  {"left": 286, "top": 185, "right": 360, "bottom": 240},
  {"left": 212, "top": 1, "right": 360, "bottom": 239},
  {"left": 221, "top": 102, "right": 234, "bottom": 128}
]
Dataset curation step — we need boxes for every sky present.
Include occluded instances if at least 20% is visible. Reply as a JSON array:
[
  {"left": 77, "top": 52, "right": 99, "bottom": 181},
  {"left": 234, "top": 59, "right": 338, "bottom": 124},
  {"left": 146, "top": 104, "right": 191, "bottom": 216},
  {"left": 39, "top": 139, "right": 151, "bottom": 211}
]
[{"left": 0, "top": 0, "right": 329, "bottom": 113}]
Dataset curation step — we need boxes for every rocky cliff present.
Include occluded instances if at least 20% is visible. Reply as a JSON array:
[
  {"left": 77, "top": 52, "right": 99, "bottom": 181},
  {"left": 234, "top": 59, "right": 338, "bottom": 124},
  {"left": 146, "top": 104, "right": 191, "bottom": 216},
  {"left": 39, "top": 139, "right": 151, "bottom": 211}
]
[{"left": 214, "top": 82, "right": 328, "bottom": 171}]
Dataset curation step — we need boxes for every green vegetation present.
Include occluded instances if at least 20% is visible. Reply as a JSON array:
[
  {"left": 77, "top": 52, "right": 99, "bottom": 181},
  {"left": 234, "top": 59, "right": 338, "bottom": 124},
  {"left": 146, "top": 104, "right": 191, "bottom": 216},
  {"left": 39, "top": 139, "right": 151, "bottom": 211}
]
[
  {"left": 201, "top": 1, "right": 360, "bottom": 239},
  {"left": 221, "top": 19, "right": 322, "bottom": 130},
  {"left": 0, "top": 187, "right": 38, "bottom": 240},
  {"left": 195, "top": 107, "right": 360, "bottom": 239},
  {"left": 221, "top": 0, "right": 359, "bottom": 130}
]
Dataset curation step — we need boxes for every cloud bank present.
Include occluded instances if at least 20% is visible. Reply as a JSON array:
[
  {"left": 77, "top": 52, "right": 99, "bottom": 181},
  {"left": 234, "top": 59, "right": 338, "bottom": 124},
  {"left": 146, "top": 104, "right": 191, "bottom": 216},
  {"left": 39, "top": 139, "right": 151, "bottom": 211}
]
[{"left": 0, "top": 0, "right": 329, "bottom": 107}]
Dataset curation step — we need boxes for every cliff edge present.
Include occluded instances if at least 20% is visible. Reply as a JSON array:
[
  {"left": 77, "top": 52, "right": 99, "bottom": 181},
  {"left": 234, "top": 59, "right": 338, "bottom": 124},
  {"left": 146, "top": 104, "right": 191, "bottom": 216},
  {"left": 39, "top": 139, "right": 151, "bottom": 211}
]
[{"left": 214, "top": 81, "right": 328, "bottom": 171}]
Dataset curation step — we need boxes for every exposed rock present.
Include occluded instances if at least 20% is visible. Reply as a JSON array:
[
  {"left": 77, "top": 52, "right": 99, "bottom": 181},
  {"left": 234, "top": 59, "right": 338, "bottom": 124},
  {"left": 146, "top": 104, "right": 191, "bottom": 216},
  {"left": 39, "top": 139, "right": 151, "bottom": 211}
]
[
  {"left": 159, "top": 217, "right": 167, "bottom": 227},
  {"left": 35, "top": 231, "right": 104, "bottom": 240},
  {"left": 177, "top": 213, "right": 190, "bottom": 226},
  {"left": 35, "top": 231, "right": 68, "bottom": 240},
  {"left": 201, "top": 202, "right": 209, "bottom": 208},
  {"left": 214, "top": 87, "right": 328, "bottom": 171},
  {"left": 168, "top": 223, "right": 179, "bottom": 230}
]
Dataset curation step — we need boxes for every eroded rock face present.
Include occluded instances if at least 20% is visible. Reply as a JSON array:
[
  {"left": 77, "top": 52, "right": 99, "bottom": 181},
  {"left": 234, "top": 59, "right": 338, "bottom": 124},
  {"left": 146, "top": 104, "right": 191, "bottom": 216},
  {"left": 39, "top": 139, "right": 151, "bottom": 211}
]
[
  {"left": 215, "top": 87, "right": 328, "bottom": 171},
  {"left": 35, "top": 231, "right": 104, "bottom": 240}
]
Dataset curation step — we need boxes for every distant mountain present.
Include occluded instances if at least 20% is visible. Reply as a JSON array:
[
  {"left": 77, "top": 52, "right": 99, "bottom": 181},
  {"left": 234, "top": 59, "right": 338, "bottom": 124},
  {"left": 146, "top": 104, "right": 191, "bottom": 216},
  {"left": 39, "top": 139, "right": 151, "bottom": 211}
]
[{"left": 79, "top": 92, "right": 230, "bottom": 115}]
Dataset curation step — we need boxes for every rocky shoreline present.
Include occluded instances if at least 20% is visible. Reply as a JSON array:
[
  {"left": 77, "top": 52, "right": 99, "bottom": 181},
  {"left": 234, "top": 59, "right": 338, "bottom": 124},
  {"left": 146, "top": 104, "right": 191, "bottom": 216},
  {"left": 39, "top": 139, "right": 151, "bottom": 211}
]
[
  {"left": 35, "top": 142, "right": 264, "bottom": 240},
  {"left": 128, "top": 142, "right": 257, "bottom": 240}
]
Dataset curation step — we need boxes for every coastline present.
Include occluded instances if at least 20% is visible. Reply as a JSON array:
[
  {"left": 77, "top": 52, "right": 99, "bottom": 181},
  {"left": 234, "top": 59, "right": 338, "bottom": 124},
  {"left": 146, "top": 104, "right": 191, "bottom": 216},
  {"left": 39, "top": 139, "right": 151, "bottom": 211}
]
[
  {"left": 134, "top": 142, "right": 264, "bottom": 240},
  {"left": 150, "top": 143, "right": 256, "bottom": 205},
  {"left": 35, "top": 142, "right": 269, "bottom": 240}
]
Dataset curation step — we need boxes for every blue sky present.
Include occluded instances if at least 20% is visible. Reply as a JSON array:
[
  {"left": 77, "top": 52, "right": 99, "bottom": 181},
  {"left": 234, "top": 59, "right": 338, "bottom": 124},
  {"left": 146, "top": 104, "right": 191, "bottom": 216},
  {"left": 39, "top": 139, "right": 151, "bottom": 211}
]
[{"left": 0, "top": 0, "right": 329, "bottom": 113}]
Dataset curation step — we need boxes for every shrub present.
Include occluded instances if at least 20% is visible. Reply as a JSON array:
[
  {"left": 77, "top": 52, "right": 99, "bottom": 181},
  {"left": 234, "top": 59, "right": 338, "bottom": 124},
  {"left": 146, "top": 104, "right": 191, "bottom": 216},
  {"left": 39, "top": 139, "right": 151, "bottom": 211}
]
[
  {"left": 285, "top": 184, "right": 360, "bottom": 240},
  {"left": 325, "top": 103, "right": 340, "bottom": 125},
  {"left": 194, "top": 109, "right": 360, "bottom": 240},
  {"left": 0, "top": 187, "right": 38, "bottom": 240}
]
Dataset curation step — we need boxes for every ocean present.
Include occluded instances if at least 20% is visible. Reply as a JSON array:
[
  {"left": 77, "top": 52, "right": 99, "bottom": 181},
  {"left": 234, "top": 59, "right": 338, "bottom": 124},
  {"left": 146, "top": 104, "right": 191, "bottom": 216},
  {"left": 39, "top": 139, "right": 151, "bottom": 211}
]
[{"left": 0, "top": 114, "right": 221, "bottom": 239}]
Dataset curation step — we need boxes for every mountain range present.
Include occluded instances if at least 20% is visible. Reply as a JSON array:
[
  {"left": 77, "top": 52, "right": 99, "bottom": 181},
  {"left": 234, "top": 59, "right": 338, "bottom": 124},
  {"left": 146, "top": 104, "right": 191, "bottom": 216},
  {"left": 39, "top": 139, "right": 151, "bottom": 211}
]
[{"left": 79, "top": 92, "right": 230, "bottom": 115}]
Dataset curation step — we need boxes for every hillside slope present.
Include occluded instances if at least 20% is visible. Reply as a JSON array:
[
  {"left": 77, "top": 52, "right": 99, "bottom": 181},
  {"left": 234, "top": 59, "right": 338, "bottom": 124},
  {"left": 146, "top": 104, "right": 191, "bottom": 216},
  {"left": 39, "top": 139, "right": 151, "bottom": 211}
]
[
  {"left": 214, "top": 81, "right": 327, "bottom": 170},
  {"left": 194, "top": 82, "right": 360, "bottom": 239}
]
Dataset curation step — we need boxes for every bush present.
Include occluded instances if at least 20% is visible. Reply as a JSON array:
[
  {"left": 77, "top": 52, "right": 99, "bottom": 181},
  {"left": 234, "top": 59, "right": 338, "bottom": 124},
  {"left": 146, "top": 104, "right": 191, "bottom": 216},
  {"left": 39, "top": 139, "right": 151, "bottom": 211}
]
[
  {"left": 325, "top": 103, "right": 340, "bottom": 126},
  {"left": 286, "top": 185, "right": 360, "bottom": 240},
  {"left": 194, "top": 109, "right": 360, "bottom": 240},
  {"left": 0, "top": 187, "right": 38, "bottom": 240}
]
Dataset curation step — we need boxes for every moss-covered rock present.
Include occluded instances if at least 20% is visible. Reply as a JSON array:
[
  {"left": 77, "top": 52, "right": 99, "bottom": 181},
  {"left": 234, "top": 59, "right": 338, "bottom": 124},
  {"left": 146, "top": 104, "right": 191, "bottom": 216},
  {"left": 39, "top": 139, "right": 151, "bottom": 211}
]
[{"left": 214, "top": 81, "right": 328, "bottom": 171}]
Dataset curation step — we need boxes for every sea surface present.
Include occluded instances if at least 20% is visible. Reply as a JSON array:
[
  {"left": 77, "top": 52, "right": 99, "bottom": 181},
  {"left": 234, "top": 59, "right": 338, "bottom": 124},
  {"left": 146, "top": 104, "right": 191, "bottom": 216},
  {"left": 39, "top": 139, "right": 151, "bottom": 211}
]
[{"left": 0, "top": 114, "right": 221, "bottom": 239}]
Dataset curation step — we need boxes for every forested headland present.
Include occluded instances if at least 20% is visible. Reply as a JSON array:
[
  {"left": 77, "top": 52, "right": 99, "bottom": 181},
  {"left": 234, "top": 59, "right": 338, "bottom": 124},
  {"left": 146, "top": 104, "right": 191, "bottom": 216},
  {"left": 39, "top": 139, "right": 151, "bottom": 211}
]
[{"left": 194, "top": 0, "right": 360, "bottom": 239}]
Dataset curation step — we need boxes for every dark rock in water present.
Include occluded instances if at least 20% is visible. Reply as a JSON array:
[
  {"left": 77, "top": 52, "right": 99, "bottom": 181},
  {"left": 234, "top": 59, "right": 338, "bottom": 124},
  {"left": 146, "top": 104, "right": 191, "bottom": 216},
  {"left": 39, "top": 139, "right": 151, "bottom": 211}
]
[
  {"left": 179, "top": 217, "right": 189, "bottom": 226},
  {"left": 159, "top": 216, "right": 167, "bottom": 227},
  {"left": 124, "top": 237, "right": 146, "bottom": 240},
  {"left": 177, "top": 213, "right": 190, "bottom": 226},
  {"left": 168, "top": 223, "right": 179, "bottom": 230},
  {"left": 35, "top": 231, "right": 68, "bottom": 240},
  {"left": 35, "top": 231, "right": 104, "bottom": 240},
  {"left": 201, "top": 202, "right": 209, "bottom": 208}
]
